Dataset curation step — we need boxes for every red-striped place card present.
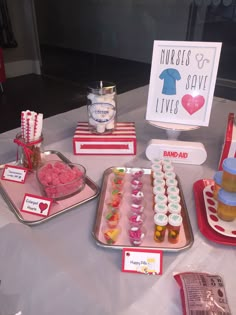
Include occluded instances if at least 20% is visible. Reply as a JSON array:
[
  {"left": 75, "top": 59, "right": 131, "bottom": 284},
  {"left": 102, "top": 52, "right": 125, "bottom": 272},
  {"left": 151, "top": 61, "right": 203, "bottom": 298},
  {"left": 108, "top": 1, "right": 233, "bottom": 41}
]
[{"left": 73, "top": 122, "right": 136, "bottom": 155}]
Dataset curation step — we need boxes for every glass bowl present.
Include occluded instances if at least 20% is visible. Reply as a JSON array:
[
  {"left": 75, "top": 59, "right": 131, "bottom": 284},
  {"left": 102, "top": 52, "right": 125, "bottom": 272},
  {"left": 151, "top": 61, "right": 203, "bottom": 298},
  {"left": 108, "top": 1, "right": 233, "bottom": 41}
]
[{"left": 36, "top": 160, "right": 86, "bottom": 200}]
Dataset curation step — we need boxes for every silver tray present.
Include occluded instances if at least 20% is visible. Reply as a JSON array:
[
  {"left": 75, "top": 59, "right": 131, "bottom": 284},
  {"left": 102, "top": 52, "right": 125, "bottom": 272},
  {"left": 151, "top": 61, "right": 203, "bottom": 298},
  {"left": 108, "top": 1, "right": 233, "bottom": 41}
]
[
  {"left": 0, "top": 150, "right": 99, "bottom": 225},
  {"left": 92, "top": 167, "right": 194, "bottom": 252}
]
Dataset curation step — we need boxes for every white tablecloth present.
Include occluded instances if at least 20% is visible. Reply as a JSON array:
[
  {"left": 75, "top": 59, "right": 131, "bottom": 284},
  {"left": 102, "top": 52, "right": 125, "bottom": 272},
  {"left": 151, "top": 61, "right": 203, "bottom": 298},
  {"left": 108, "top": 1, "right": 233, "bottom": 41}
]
[{"left": 0, "top": 85, "right": 235, "bottom": 315}]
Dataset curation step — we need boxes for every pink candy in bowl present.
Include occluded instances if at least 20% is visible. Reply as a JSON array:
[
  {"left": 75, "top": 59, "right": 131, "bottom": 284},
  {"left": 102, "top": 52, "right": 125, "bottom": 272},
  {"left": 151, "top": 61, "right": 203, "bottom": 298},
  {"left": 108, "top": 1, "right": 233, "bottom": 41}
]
[{"left": 36, "top": 160, "right": 86, "bottom": 200}]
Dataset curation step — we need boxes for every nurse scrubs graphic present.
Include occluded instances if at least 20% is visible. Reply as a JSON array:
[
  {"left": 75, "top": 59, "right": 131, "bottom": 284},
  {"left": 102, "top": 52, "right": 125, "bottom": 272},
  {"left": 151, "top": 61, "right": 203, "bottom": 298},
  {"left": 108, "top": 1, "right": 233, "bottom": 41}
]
[{"left": 159, "top": 68, "right": 181, "bottom": 95}]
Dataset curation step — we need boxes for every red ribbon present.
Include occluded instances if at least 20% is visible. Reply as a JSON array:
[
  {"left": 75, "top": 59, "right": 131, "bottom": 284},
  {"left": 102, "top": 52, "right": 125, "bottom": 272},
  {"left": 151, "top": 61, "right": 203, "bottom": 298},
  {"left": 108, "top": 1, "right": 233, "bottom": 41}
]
[{"left": 14, "top": 137, "right": 42, "bottom": 170}]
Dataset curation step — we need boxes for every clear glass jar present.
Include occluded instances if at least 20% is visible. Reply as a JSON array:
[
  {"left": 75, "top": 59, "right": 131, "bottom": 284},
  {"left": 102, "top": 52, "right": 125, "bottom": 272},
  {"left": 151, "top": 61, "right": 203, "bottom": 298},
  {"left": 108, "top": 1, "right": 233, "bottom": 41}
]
[
  {"left": 87, "top": 81, "right": 117, "bottom": 134},
  {"left": 14, "top": 133, "right": 44, "bottom": 170}
]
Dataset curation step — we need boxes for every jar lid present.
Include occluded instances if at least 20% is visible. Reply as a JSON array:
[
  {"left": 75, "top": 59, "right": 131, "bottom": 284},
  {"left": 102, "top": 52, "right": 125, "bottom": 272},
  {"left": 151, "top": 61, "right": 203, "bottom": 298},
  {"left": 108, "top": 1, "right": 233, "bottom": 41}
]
[
  {"left": 87, "top": 81, "right": 116, "bottom": 94},
  {"left": 168, "top": 194, "right": 181, "bottom": 204},
  {"left": 154, "top": 213, "right": 168, "bottom": 226},
  {"left": 168, "top": 213, "right": 183, "bottom": 227},
  {"left": 164, "top": 171, "right": 176, "bottom": 180},
  {"left": 213, "top": 171, "right": 223, "bottom": 185},
  {"left": 153, "top": 178, "right": 165, "bottom": 187},
  {"left": 151, "top": 158, "right": 162, "bottom": 165},
  {"left": 167, "top": 186, "right": 180, "bottom": 195},
  {"left": 168, "top": 202, "right": 182, "bottom": 214},
  {"left": 154, "top": 194, "right": 168, "bottom": 204},
  {"left": 222, "top": 158, "right": 236, "bottom": 175},
  {"left": 151, "top": 164, "right": 162, "bottom": 172},
  {"left": 163, "top": 164, "right": 174, "bottom": 172},
  {"left": 153, "top": 171, "right": 165, "bottom": 179},
  {"left": 153, "top": 185, "right": 165, "bottom": 195},
  {"left": 154, "top": 203, "right": 168, "bottom": 214},
  {"left": 218, "top": 189, "right": 236, "bottom": 206},
  {"left": 166, "top": 178, "right": 178, "bottom": 187},
  {"left": 162, "top": 158, "right": 172, "bottom": 165}
]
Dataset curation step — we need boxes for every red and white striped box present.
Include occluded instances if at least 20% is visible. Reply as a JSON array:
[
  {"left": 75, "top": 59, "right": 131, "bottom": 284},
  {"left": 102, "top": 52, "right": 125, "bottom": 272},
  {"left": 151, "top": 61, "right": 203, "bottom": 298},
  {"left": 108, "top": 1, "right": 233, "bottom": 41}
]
[
  {"left": 218, "top": 113, "right": 236, "bottom": 170},
  {"left": 73, "top": 122, "right": 136, "bottom": 155}
]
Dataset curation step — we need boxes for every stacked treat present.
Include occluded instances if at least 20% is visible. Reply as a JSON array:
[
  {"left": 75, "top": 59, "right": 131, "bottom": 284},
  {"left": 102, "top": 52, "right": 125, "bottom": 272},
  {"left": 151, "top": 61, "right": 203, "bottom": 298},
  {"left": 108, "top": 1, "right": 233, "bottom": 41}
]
[
  {"left": 152, "top": 159, "right": 183, "bottom": 244},
  {"left": 213, "top": 157, "right": 236, "bottom": 221}
]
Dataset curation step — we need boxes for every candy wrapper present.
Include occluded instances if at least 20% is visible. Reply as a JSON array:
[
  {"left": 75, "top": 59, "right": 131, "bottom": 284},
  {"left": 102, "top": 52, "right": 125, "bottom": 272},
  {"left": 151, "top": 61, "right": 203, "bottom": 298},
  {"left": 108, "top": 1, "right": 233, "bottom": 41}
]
[
  {"left": 14, "top": 110, "right": 44, "bottom": 170},
  {"left": 174, "top": 272, "right": 232, "bottom": 315}
]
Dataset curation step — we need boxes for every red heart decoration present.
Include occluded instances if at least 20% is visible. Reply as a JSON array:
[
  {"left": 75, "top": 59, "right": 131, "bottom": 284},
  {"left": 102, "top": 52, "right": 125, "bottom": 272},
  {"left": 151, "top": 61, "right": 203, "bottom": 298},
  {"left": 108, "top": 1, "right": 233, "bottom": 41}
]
[
  {"left": 39, "top": 202, "right": 48, "bottom": 213},
  {"left": 181, "top": 94, "right": 205, "bottom": 115}
]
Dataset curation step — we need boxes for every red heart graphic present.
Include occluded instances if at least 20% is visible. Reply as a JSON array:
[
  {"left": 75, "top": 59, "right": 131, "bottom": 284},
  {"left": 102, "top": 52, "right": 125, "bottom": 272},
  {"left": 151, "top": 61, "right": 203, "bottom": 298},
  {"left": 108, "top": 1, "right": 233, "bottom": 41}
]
[
  {"left": 181, "top": 94, "right": 205, "bottom": 115},
  {"left": 39, "top": 202, "right": 48, "bottom": 213}
]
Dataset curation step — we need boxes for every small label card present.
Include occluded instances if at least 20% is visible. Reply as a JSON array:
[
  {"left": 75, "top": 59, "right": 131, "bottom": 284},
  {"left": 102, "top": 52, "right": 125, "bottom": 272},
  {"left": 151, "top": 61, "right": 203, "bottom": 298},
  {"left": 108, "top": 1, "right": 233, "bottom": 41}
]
[
  {"left": 21, "top": 193, "right": 53, "bottom": 217},
  {"left": 122, "top": 248, "right": 163, "bottom": 275},
  {"left": 1, "top": 164, "right": 28, "bottom": 183},
  {"left": 146, "top": 40, "right": 222, "bottom": 126}
]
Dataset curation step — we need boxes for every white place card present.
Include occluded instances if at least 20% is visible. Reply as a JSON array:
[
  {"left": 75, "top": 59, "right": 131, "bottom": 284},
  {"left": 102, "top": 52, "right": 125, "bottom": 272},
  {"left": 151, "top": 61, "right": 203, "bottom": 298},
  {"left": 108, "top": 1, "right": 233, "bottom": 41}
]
[
  {"left": 122, "top": 248, "right": 163, "bottom": 275},
  {"left": 146, "top": 40, "right": 222, "bottom": 126},
  {"left": 21, "top": 193, "right": 53, "bottom": 217},
  {"left": 1, "top": 165, "right": 28, "bottom": 183}
]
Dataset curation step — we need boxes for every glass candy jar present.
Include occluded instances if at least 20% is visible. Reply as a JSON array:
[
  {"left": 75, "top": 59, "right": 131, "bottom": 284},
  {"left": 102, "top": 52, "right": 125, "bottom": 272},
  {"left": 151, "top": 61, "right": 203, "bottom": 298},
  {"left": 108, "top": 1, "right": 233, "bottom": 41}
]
[
  {"left": 87, "top": 81, "right": 117, "bottom": 134},
  {"left": 14, "top": 133, "right": 44, "bottom": 171}
]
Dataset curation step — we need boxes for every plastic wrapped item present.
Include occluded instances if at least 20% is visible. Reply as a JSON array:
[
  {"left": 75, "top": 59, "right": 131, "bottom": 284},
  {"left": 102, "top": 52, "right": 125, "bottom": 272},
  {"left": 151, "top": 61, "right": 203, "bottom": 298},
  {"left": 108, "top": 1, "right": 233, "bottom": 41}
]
[{"left": 174, "top": 272, "right": 232, "bottom": 315}]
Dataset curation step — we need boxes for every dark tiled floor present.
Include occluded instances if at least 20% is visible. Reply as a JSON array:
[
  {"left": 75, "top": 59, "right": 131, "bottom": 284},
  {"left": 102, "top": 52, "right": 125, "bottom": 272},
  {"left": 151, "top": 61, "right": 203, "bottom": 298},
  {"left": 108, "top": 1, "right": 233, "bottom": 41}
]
[{"left": 1, "top": 45, "right": 236, "bottom": 134}]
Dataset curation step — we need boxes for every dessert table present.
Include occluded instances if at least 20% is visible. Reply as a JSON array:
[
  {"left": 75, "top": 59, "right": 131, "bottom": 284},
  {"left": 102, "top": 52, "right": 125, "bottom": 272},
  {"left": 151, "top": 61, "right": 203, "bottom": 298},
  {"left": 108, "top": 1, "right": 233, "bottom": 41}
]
[{"left": 0, "top": 85, "right": 235, "bottom": 315}]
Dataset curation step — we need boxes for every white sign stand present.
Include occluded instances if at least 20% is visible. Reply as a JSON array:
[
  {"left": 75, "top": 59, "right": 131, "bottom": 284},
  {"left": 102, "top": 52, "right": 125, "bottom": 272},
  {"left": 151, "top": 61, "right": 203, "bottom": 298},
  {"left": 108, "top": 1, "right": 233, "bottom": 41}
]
[{"left": 145, "top": 40, "right": 222, "bottom": 164}]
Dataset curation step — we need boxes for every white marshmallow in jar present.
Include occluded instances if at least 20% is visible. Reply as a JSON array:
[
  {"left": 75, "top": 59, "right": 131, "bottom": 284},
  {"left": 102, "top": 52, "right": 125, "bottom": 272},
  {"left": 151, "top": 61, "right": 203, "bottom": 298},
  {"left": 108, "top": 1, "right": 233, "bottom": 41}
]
[{"left": 87, "top": 81, "right": 117, "bottom": 134}]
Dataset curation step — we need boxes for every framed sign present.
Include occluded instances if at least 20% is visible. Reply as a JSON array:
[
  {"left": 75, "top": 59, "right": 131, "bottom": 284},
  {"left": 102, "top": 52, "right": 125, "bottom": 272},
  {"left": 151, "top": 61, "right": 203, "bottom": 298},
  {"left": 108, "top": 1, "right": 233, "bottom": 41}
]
[{"left": 146, "top": 41, "right": 222, "bottom": 126}]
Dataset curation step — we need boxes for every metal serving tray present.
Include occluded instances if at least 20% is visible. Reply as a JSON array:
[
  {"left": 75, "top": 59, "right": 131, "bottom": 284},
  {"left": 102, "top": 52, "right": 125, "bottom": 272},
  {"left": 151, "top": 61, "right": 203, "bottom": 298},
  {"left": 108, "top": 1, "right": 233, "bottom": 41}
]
[
  {"left": 92, "top": 167, "right": 194, "bottom": 252},
  {"left": 0, "top": 150, "right": 99, "bottom": 226}
]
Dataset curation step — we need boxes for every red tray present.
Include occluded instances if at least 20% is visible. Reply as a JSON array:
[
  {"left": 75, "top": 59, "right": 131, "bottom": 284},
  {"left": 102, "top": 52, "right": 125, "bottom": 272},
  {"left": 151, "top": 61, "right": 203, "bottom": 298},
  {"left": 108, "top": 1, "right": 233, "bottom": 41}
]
[{"left": 193, "top": 179, "right": 236, "bottom": 246}]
